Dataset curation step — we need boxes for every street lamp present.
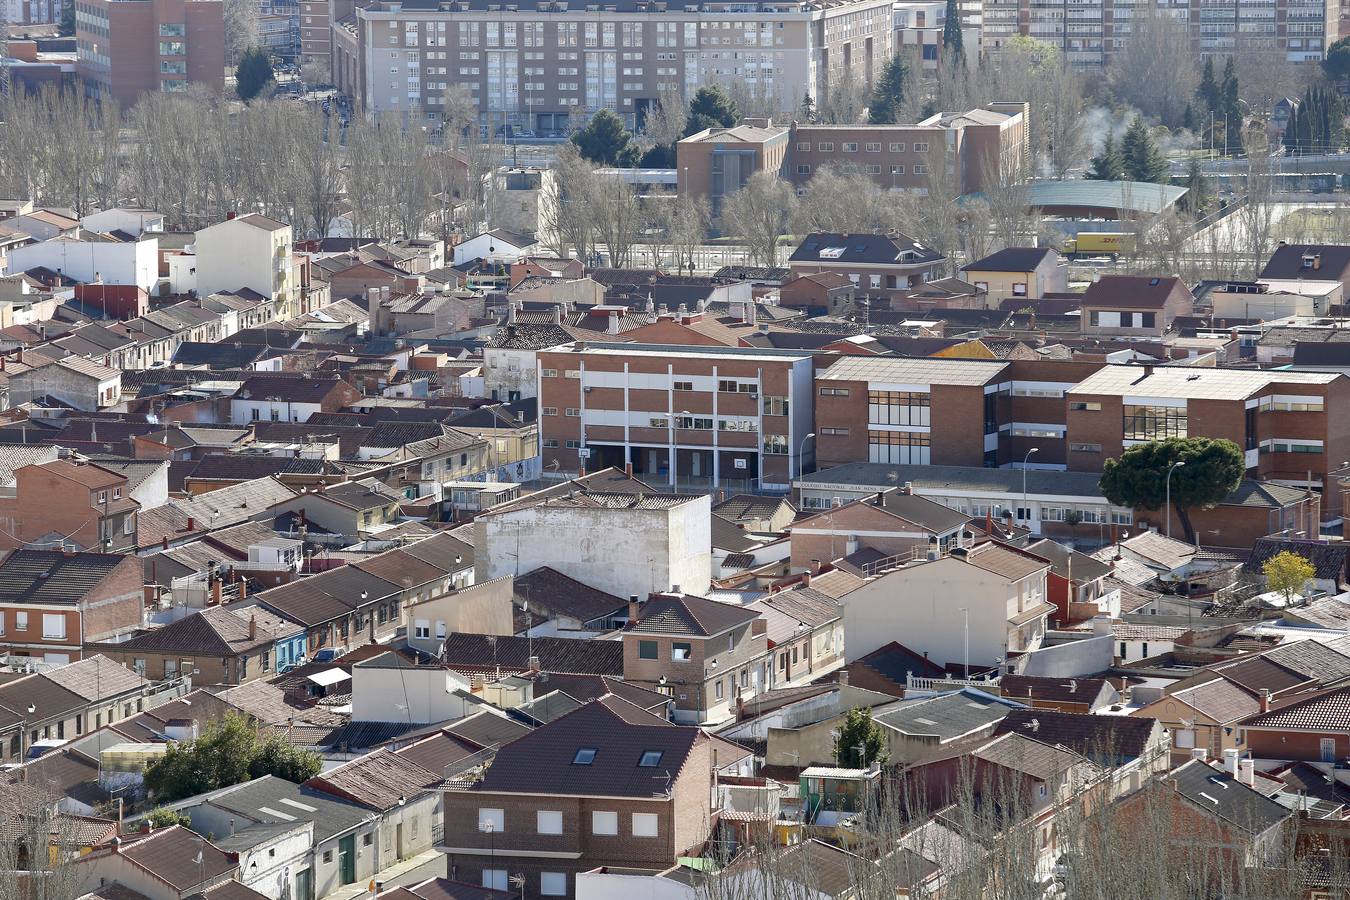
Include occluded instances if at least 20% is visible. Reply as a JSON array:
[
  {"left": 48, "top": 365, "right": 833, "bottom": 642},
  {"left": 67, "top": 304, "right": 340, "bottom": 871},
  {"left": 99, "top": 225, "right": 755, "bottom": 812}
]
[
  {"left": 799, "top": 433, "right": 816, "bottom": 481},
  {"left": 1021, "top": 447, "right": 1039, "bottom": 530},
  {"left": 1166, "top": 460, "right": 1186, "bottom": 539}
]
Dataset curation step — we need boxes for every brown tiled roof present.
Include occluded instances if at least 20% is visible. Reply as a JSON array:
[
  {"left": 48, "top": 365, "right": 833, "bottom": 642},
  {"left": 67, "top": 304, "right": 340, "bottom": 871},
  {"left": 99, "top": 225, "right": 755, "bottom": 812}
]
[
  {"left": 1209, "top": 655, "right": 1316, "bottom": 695},
  {"left": 307, "top": 748, "right": 441, "bottom": 811},
  {"left": 186, "top": 882, "right": 271, "bottom": 900},
  {"left": 1169, "top": 677, "right": 1261, "bottom": 724},
  {"left": 394, "top": 731, "right": 483, "bottom": 773},
  {"left": 1261, "top": 639, "right": 1350, "bottom": 683},
  {"left": 1240, "top": 685, "right": 1350, "bottom": 731},
  {"left": 995, "top": 709, "right": 1158, "bottom": 762},
  {"left": 440, "top": 634, "right": 623, "bottom": 677},
  {"left": 406, "top": 877, "right": 516, "bottom": 900},
  {"left": 808, "top": 568, "right": 866, "bottom": 599},
  {"left": 108, "top": 826, "right": 235, "bottom": 893},
  {"left": 960, "top": 541, "right": 1050, "bottom": 582},
  {"left": 474, "top": 697, "right": 701, "bottom": 798},
  {"left": 514, "top": 567, "right": 627, "bottom": 625},
  {"left": 1080, "top": 275, "right": 1186, "bottom": 310},
  {"left": 352, "top": 549, "right": 448, "bottom": 589},
  {"left": 100, "top": 606, "right": 284, "bottom": 657},
  {"left": 627, "top": 593, "right": 760, "bottom": 638},
  {"left": 973, "top": 732, "right": 1099, "bottom": 782},
  {"left": 998, "top": 674, "right": 1113, "bottom": 706}
]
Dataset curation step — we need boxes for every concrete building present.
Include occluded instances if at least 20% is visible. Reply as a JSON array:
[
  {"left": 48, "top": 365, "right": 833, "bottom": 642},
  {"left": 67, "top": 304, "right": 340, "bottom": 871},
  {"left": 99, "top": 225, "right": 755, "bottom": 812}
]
[
  {"left": 75, "top": 0, "right": 225, "bottom": 105},
  {"left": 787, "top": 103, "right": 1029, "bottom": 195},
  {"left": 981, "top": 0, "right": 1339, "bottom": 68},
  {"left": 839, "top": 539, "right": 1054, "bottom": 668},
  {"left": 5, "top": 233, "right": 160, "bottom": 293},
  {"left": 194, "top": 214, "right": 297, "bottom": 320},
  {"left": 536, "top": 342, "right": 817, "bottom": 491},
  {"left": 341, "top": 0, "right": 895, "bottom": 128},
  {"left": 676, "top": 123, "right": 791, "bottom": 219},
  {"left": 477, "top": 488, "right": 712, "bottom": 599},
  {"left": 7, "top": 354, "right": 122, "bottom": 410},
  {"left": 960, "top": 247, "right": 1067, "bottom": 306}
]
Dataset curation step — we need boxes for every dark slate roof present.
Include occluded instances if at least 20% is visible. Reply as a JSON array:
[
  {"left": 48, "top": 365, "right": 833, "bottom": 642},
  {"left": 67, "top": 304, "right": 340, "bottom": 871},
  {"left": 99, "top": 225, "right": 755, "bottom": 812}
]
[
  {"left": 254, "top": 567, "right": 401, "bottom": 626},
  {"left": 529, "top": 673, "right": 671, "bottom": 712},
  {"left": 1244, "top": 537, "right": 1346, "bottom": 582},
  {"left": 627, "top": 593, "right": 759, "bottom": 638},
  {"left": 171, "top": 342, "right": 269, "bottom": 370},
  {"left": 712, "top": 494, "right": 794, "bottom": 525},
  {"left": 236, "top": 375, "right": 349, "bottom": 404},
  {"left": 307, "top": 748, "right": 441, "bottom": 810},
  {"left": 789, "top": 232, "right": 943, "bottom": 267},
  {"left": 443, "top": 709, "right": 533, "bottom": 749},
  {"left": 0, "top": 673, "right": 87, "bottom": 722},
  {"left": 1168, "top": 758, "right": 1290, "bottom": 835},
  {"left": 203, "top": 775, "right": 371, "bottom": 844},
  {"left": 711, "top": 514, "right": 761, "bottom": 553},
  {"left": 0, "top": 550, "right": 128, "bottom": 605},
  {"left": 1022, "top": 540, "right": 1113, "bottom": 583},
  {"left": 962, "top": 247, "right": 1055, "bottom": 272},
  {"left": 440, "top": 634, "right": 624, "bottom": 676},
  {"left": 514, "top": 567, "right": 627, "bottom": 625},
  {"left": 1292, "top": 343, "right": 1350, "bottom": 366},
  {"left": 851, "top": 642, "right": 944, "bottom": 686},
  {"left": 473, "top": 697, "right": 700, "bottom": 798},
  {"left": 712, "top": 265, "right": 790, "bottom": 283},
  {"left": 994, "top": 708, "right": 1158, "bottom": 763},
  {"left": 1259, "top": 244, "right": 1350, "bottom": 280},
  {"left": 998, "top": 674, "right": 1113, "bottom": 706}
]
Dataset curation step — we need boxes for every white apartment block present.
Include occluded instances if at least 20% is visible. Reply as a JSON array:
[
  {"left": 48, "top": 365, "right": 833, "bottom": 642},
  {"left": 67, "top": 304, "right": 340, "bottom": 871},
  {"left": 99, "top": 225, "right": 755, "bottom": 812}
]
[{"left": 340, "top": 0, "right": 895, "bottom": 129}]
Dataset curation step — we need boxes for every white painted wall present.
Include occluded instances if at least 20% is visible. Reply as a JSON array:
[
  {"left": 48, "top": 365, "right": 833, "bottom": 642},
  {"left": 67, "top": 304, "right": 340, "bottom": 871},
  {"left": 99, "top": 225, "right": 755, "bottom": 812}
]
[
  {"left": 480, "top": 496, "right": 712, "bottom": 599},
  {"left": 236, "top": 823, "right": 314, "bottom": 900},
  {"left": 7, "top": 236, "right": 159, "bottom": 292},
  {"left": 350, "top": 663, "right": 474, "bottom": 724},
  {"left": 841, "top": 556, "right": 1047, "bottom": 667}
]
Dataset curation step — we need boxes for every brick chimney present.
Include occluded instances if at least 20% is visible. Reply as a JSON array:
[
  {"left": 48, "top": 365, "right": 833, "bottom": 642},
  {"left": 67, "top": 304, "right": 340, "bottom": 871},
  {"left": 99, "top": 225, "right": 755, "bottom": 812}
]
[
  {"left": 1259, "top": 688, "right": 1270, "bottom": 713},
  {"left": 248, "top": 615, "right": 257, "bottom": 641},
  {"left": 628, "top": 594, "right": 641, "bottom": 622}
]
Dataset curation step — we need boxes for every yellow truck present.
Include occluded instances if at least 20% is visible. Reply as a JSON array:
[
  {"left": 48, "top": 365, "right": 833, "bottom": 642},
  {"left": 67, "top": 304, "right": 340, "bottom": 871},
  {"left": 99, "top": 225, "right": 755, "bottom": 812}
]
[{"left": 1064, "top": 232, "right": 1136, "bottom": 257}]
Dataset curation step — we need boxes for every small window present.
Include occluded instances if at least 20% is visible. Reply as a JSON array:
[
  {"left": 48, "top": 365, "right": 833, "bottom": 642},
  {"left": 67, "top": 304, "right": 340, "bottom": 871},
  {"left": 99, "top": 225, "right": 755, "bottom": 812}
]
[
  {"left": 573, "top": 747, "right": 598, "bottom": 765},
  {"left": 632, "top": 813, "right": 659, "bottom": 837},
  {"left": 362, "top": 833, "right": 373, "bottom": 847},
  {"left": 478, "top": 808, "right": 505, "bottom": 832},
  {"left": 638, "top": 750, "right": 663, "bottom": 767},
  {"left": 671, "top": 642, "right": 692, "bottom": 661},
  {"left": 537, "top": 810, "right": 563, "bottom": 834},
  {"left": 638, "top": 640, "right": 658, "bottom": 660},
  {"left": 592, "top": 810, "right": 618, "bottom": 835},
  {"left": 540, "top": 872, "right": 567, "bottom": 896},
  {"left": 323, "top": 851, "right": 333, "bottom": 864}
]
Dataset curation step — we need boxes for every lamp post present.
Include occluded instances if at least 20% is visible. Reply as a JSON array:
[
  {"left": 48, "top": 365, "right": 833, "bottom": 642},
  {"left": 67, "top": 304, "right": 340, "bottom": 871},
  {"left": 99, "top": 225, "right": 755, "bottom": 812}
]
[
  {"left": 798, "top": 432, "right": 816, "bottom": 481},
  {"left": 1021, "top": 447, "right": 1039, "bottom": 531},
  {"left": 1166, "top": 460, "right": 1186, "bottom": 539}
]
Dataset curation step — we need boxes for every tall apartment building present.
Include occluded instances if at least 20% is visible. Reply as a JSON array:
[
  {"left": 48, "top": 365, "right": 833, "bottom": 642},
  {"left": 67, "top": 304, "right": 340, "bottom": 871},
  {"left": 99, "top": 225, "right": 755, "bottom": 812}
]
[
  {"left": 536, "top": 342, "right": 817, "bottom": 491},
  {"left": 982, "top": 0, "right": 1338, "bottom": 68},
  {"left": 301, "top": 0, "right": 362, "bottom": 73},
  {"left": 340, "top": 0, "right": 894, "bottom": 129},
  {"left": 74, "top": 0, "right": 225, "bottom": 105}
]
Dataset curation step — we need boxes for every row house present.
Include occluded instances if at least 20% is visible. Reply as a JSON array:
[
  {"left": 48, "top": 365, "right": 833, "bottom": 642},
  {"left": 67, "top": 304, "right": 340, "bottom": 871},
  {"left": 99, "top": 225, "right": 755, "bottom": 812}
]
[
  {"left": 0, "top": 457, "right": 140, "bottom": 552},
  {"left": 0, "top": 548, "right": 144, "bottom": 665},
  {"left": 536, "top": 342, "right": 816, "bottom": 492},
  {"left": 439, "top": 697, "right": 749, "bottom": 899}
]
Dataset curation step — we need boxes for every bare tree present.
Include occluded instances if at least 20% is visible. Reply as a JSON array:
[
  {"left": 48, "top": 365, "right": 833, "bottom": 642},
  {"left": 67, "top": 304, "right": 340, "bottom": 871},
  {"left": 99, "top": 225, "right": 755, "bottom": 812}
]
[
  {"left": 669, "top": 194, "right": 710, "bottom": 275},
  {"left": 792, "top": 166, "right": 891, "bottom": 234},
  {"left": 817, "top": 68, "right": 868, "bottom": 125},
  {"left": 292, "top": 107, "right": 344, "bottom": 238},
  {"left": 1108, "top": 7, "right": 1198, "bottom": 127},
  {"left": 221, "top": 0, "right": 259, "bottom": 66},
  {"left": 721, "top": 172, "right": 796, "bottom": 267},
  {"left": 0, "top": 781, "right": 89, "bottom": 900},
  {"left": 590, "top": 176, "right": 644, "bottom": 268},
  {"left": 540, "top": 143, "right": 598, "bottom": 261},
  {"left": 641, "top": 88, "right": 688, "bottom": 149}
]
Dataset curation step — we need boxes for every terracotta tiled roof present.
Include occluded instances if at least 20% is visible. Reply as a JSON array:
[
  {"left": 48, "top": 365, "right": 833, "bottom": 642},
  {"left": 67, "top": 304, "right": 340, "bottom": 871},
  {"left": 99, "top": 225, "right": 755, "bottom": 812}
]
[{"left": 1241, "top": 685, "right": 1350, "bottom": 731}]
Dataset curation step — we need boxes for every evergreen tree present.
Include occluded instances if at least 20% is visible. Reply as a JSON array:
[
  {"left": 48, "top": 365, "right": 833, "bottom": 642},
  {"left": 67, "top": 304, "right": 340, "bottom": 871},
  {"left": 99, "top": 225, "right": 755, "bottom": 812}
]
[
  {"left": 1221, "top": 56, "right": 1243, "bottom": 155},
  {"left": 1121, "top": 117, "right": 1167, "bottom": 182},
  {"left": 1182, "top": 157, "right": 1212, "bottom": 216},
  {"left": 942, "top": 0, "right": 965, "bottom": 60},
  {"left": 800, "top": 93, "right": 816, "bottom": 124},
  {"left": 572, "top": 109, "right": 640, "bottom": 166},
  {"left": 235, "top": 47, "right": 275, "bottom": 102},
  {"left": 868, "top": 53, "right": 908, "bottom": 125},
  {"left": 684, "top": 86, "right": 739, "bottom": 135},
  {"left": 1197, "top": 57, "right": 1220, "bottom": 114},
  {"left": 1087, "top": 133, "right": 1124, "bottom": 181},
  {"left": 1182, "top": 102, "right": 1196, "bottom": 133}
]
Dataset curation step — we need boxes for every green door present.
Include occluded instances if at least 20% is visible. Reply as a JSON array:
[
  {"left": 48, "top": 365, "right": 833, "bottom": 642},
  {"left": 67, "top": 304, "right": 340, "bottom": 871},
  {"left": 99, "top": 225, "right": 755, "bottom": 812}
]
[{"left": 338, "top": 835, "right": 356, "bottom": 885}]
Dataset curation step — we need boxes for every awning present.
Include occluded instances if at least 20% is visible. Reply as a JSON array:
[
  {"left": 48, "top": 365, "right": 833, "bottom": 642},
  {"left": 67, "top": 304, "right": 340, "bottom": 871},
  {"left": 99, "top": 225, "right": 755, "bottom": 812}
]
[{"left": 306, "top": 668, "right": 352, "bottom": 687}]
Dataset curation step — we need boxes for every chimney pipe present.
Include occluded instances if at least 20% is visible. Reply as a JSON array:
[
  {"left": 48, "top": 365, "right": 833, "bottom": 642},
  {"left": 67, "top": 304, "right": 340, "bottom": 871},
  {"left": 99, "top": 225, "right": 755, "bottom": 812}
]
[
  {"left": 1223, "top": 748, "right": 1239, "bottom": 776},
  {"left": 248, "top": 615, "right": 257, "bottom": 641},
  {"left": 628, "top": 594, "right": 640, "bottom": 622},
  {"left": 1259, "top": 688, "right": 1270, "bottom": 713},
  {"left": 624, "top": 462, "right": 633, "bottom": 477},
  {"left": 1238, "top": 758, "right": 1255, "bottom": 787},
  {"left": 527, "top": 654, "right": 541, "bottom": 673},
  {"left": 810, "top": 558, "right": 821, "bottom": 575}
]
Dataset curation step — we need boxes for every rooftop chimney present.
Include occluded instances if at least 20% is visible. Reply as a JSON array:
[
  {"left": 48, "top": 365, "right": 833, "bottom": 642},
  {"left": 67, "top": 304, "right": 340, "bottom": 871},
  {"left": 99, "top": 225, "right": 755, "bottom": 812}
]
[
  {"left": 552, "top": 305, "right": 563, "bottom": 324},
  {"left": 810, "top": 558, "right": 821, "bottom": 575},
  {"left": 1259, "top": 687, "right": 1270, "bottom": 713},
  {"left": 837, "top": 668, "right": 848, "bottom": 689},
  {"left": 527, "top": 654, "right": 541, "bottom": 673},
  {"left": 248, "top": 615, "right": 257, "bottom": 641},
  {"left": 1223, "top": 747, "right": 1239, "bottom": 776},
  {"left": 1237, "top": 758, "right": 1255, "bottom": 787},
  {"left": 628, "top": 594, "right": 640, "bottom": 622}
]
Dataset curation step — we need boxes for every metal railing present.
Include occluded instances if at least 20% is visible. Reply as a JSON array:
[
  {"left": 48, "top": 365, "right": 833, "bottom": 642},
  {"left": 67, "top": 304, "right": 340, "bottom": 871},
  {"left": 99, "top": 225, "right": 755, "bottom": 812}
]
[{"left": 906, "top": 672, "right": 1003, "bottom": 692}]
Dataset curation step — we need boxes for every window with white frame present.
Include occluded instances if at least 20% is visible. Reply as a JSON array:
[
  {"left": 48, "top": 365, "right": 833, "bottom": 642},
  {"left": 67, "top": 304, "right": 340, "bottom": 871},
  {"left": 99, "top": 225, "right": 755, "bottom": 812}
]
[
  {"left": 414, "top": 620, "right": 430, "bottom": 639},
  {"left": 478, "top": 808, "right": 505, "bottom": 832},
  {"left": 482, "top": 870, "right": 507, "bottom": 891},
  {"left": 632, "top": 813, "right": 659, "bottom": 837},
  {"left": 592, "top": 811, "right": 618, "bottom": 835},
  {"left": 540, "top": 873, "right": 566, "bottom": 896},
  {"left": 537, "top": 810, "right": 562, "bottom": 834},
  {"left": 42, "top": 614, "right": 65, "bottom": 640}
]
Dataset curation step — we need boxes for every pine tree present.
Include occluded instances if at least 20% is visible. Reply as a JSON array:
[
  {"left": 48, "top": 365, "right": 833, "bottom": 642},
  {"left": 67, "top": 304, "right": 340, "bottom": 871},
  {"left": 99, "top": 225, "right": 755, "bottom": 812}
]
[
  {"left": 943, "top": 0, "right": 965, "bottom": 60},
  {"left": 1087, "top": 133, "right": 1124, "bottom": 181},
  {"left": 1121, "top": 116, "right": 1167, "bottom": 182},
  {"left": 1197, "top": 57, "right": 1220, "bottom": 114},
  {"left": 1221, "top": 56, "right": 1243, "bottom": 155},
  {"left": 1182, "top": 158, "right": 1212, "bottom": 216},
  {"left": 800, "top": 93, "right": 816, "bottom": 124},
  {"left": 1182, "top": 103, "right": 1196, "bottom": 132},
  {"left": 868, "top": 53, "right": 908, "bottom": 125}
]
